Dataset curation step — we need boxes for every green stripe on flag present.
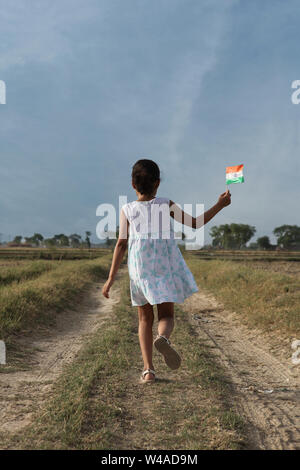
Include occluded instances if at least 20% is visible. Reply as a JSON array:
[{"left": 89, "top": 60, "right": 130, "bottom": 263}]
[{"left": 226, "top": 176, "right": 244, "bottom": 185}]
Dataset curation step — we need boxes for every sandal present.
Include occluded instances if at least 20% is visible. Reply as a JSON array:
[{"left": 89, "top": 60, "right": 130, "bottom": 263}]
[
  {"left": 154, "top": 335, "right": 181, "bottom": 370},
  {"left": 140, "top": 368, "right": 156, "bottom": 384}
]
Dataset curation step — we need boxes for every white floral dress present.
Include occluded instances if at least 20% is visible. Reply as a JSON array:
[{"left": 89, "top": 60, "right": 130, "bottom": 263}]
[{"left": 122, "top": 197, "right": 198, "bottom": 306}]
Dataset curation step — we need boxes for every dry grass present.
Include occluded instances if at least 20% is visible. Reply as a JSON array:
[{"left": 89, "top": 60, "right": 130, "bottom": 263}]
[
  {"left": 0, "top": 247, "right": 111, "bottom": 260},
  {"left": 0, "top": 260, "right": 55, "bottom": 286},
  {"left": 185, "top": 256, "right": 300, "bottom": 336},
  {"left": 0, "top": 256, "right": 112, "bottom": 339},
  {"left": 3, "top": 275, "right": 244, "bottom": 450},
  {"left": 244, "top": 260, "right": 300, "bottom": 278}
]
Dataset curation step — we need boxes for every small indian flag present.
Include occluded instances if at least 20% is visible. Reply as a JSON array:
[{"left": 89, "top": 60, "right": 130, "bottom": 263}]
[{"left": 226, "top": 164, "right": 244, "bottom": 185}]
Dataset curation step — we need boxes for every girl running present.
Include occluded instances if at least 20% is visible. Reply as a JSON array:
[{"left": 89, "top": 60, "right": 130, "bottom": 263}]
[{"left": 102, "top": 159, "right": 231, "bottom": 383}]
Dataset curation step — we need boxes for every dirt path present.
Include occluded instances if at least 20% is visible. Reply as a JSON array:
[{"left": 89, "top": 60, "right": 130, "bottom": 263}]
[
  {"left": 183, "top": 290, "right": 300, "bottom": 450},
  {"left": 0, "top": 282, "right": 120, "bottom": 436}
]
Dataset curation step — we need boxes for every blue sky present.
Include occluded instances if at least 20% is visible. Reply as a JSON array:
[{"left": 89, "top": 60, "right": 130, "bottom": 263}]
[{"left": 0, "top": 0, "right": 299, "bottom": 244}]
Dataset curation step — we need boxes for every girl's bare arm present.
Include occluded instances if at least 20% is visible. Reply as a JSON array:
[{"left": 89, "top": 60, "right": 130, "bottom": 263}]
[
  {"left": 102, "top": 209, "right": 129, "bottom": 298},
  {"left": 170, "top": 190, "right": 231, "bottom": 229}
]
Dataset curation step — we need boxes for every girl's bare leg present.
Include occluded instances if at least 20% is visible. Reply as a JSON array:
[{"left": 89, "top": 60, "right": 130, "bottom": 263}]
[
  {"left": 157, "top": 302, "right": 174, "bottom": 339},
  {"left": 138, "top": 303, "right": 155, "bottom": 381}
]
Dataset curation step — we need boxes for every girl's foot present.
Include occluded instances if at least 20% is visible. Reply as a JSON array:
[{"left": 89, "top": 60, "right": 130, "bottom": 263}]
[
  {"left": 140, "top": 368, "right": 156, "bottom": 384},
  {"left": 154, "top": 335, "right": 181, "bottom": 370}
]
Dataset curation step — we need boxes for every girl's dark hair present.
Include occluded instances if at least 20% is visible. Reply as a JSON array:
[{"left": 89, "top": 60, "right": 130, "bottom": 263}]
[{"left": 131, "top": 159, "right": 160, "bottom": 195}]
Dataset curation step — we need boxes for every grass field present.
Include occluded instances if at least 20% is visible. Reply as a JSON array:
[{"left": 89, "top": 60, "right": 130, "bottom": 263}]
[
  {"left": 186, "top": 254, "right": 300, "bottom": 337},
  {"left": 0, "top": 255, "right": 112, "bottom": 340},
  {"left": 0, "top": 249, "right": 299, "bottom": 449},
  {"left": 1, "top": 249, "right": 299, "bottom": 347},
  {"left": 190, "top": 249, "right": 300, "bottom": 262},
  {"left": 0, "top": 247, "right": 111, "bottom": 260},
  {"left": 1, "top": 275, "right": 244, "bottom": 450}
]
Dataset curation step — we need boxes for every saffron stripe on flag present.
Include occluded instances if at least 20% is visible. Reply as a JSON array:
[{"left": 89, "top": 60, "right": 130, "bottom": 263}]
[{"left": 226, "top": 164, "right": 244, "bottom": 174}]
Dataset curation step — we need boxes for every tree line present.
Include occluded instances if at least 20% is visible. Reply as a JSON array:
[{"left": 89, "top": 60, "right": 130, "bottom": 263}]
[
  {"left": 4, "top": 224, "right": 300, "bottom": 250},
  {"left": 210, "top": 224, "right": 300, "bottom": 250},
  {"left": 9, "top": 232, "right": 92, "bottom": 249}
]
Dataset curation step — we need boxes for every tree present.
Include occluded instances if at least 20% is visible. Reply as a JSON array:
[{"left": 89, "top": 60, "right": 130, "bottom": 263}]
[
  {"left": 210, "top": 224, "right": 256, "bottom": 249},
  {"left": 25, "top": 233, "right": 44, "bottom": 246},
  {"left": 43, "top": 234, "right": 68, "bottom": 247},
  {"left": 44, "top": 238, "right": 57, "bottom": 248},
  {"left": 210, "top": 224, "right": 232, "bottom": 248},
  {"left": 69, "top": 233, "right": 82, "bottom": 248},
  {"left": 257, "top": 236, "right": 272, "bottom": 250},
  {"left": 33, "top": 233, "right": 44, "bottom": 246},
  {"left": 273, "top": 225, "right": 300, "bottom": 249},
  {"left": 53, "top": 234, "right": 69, "bottom": 247},
  {"left": 230, "top": 224, "right": 256, "bottom": 249},
  {"left": 13, "top": 235, "right": 22, "bottom": 245},
  {"left": 85, "top": 231, "right": 91, "bottom": 249}
]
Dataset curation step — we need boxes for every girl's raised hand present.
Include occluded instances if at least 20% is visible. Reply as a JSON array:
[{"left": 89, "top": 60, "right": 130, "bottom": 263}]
[
  {"left": 218, "top": 189, "right": 231, "bottom": 208},
  {"left": 102, "top": 278, "right": 113, "bottom": 298}
]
